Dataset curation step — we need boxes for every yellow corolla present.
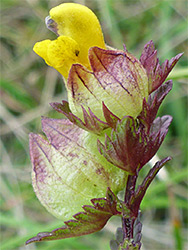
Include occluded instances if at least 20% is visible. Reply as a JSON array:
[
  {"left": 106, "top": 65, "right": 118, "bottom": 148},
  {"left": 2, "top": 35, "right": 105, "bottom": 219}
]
[
  {"left": 33, "top": 2, "right": 149, "bottom": 123},
  {"left": 33, "top": 3, "right": 106, "bottom": 78}
]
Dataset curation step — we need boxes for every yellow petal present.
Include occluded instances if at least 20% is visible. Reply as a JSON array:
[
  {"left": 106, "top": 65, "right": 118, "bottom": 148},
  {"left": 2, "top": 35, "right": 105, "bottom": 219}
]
[
  {"left": 34, "top": 3, "right": 106, "bottom": 78},
  {"left": 33, "top": 40, "right": 52, "bottom": 66},
  {"left": 47, "top": 36, "right": 80, "bottom": 77},
  {"left": 33, "top": 36, "right": 80, "bottom": 78},
  {"left": 49, "top": 3, "right": 106, "bottom": 68}
]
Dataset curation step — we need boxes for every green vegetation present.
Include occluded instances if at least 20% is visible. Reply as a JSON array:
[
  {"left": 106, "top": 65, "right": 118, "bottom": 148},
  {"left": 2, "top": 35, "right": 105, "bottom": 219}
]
[{"left": 1, "top": 0, "right": 187, "bottom": 249}]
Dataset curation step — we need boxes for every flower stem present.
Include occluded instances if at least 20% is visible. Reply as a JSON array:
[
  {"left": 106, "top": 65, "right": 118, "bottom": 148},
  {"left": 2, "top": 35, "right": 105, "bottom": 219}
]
[
  {"left": 120, "top": 174, "right": 141, "bottom": 249},
  {"left": 122, "top": 217, "right": 135, "bottom": 240},
  {"left": 124, "top": 174, "right": 137, "bottom": 205}
]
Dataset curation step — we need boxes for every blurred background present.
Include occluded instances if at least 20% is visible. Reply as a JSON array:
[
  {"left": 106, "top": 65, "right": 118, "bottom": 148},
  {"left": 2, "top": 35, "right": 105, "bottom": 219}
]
[{"left": 0, "top": 0, "right": 187, "bottom": 249}]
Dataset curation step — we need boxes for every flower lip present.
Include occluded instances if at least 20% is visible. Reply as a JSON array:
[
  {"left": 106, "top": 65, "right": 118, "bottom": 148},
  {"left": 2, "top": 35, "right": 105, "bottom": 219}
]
[{"left": 45, "top": 15, "right": 58, "bottom": 35}]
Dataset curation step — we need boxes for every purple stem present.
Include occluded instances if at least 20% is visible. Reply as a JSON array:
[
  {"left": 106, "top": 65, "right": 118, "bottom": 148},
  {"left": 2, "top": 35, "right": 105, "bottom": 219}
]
[
  {"left": 122, "top": 217, "right": 135, "bottom": 240},
  {"left": 120, "top": 157, "right": 171, "bottom": 249},
  {"left": 124, "top": 174, "right": 137, "bottom": 205},
  {"left": 122, "top": 174, "right": 138, "bottom": 241}
]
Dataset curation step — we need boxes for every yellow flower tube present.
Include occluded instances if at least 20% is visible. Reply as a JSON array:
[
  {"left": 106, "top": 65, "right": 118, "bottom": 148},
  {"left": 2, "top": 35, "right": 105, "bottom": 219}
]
[
  {"left": 33, "top": 2, "right": 149, "bottom": 123},
  {"left": 33, "top": 3, "right": 106, "bottom": 78}
]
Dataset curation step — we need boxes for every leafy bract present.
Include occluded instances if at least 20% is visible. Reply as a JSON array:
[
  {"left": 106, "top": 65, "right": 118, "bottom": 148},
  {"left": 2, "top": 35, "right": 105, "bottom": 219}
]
[
  {"left": 26, "top": 188, "right": 120, "bottom": 244},
  {"left": 139, "top": 80, "right": 173, "bottom": 128},
  {"left": 66, "top": 46, "right": 148, "bottom": 122},
  {"left": 98, "top": 81, "right": 173, "bottom": 174},
  {"left": 140, "top": 40, "right": 183, "bottom": 93},
  {"left": 51, "top": 100, "right": 108, "bottom": 134},
  {"left": 30, "top": 117, "right": 126, "bottom": 221}
]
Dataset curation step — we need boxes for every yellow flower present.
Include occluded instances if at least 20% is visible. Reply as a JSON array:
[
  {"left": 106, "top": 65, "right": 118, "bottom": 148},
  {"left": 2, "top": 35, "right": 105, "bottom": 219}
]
[
  {"left": 33, "top": 3, "right": 149, "bottom": 124},
  {"left": 28, "top": 3, "right": 183, "bottom": 241},
  {"left": 33, "top": 3, "right": 105, "bottom": 78}
]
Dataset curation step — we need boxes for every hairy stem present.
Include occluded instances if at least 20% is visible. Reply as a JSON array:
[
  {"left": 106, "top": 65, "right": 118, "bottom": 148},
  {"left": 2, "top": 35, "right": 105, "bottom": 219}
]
[{"left": 122, "top": 217, "right": 135, "bottom": 240}]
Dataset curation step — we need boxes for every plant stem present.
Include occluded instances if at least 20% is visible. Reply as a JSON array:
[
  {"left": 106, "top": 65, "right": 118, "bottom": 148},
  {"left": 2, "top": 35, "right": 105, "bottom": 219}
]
[
  {"left": 120, "top": 158, "right": 171, "bottom": 249},
  {"left": 122, "top": 217, "right": 135, "bottom": 240},
  {"left": 124, "top": 174, "right": 137, "bottom": 205},
  {"left": 120, "top": 174, "right": 141, "bottom": 249}
]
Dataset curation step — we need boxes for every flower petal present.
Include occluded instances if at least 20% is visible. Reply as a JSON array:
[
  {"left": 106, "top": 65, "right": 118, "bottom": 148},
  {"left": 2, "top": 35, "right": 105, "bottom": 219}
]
[
  {"left": 33, "top": 40, "right": 52, "bottom": 66},
  {"left": 49, "top": 3, "right": 106, "bottom": 66},
  {"left": 33, "top": 36, "right": 80, "bottom": 78}
]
